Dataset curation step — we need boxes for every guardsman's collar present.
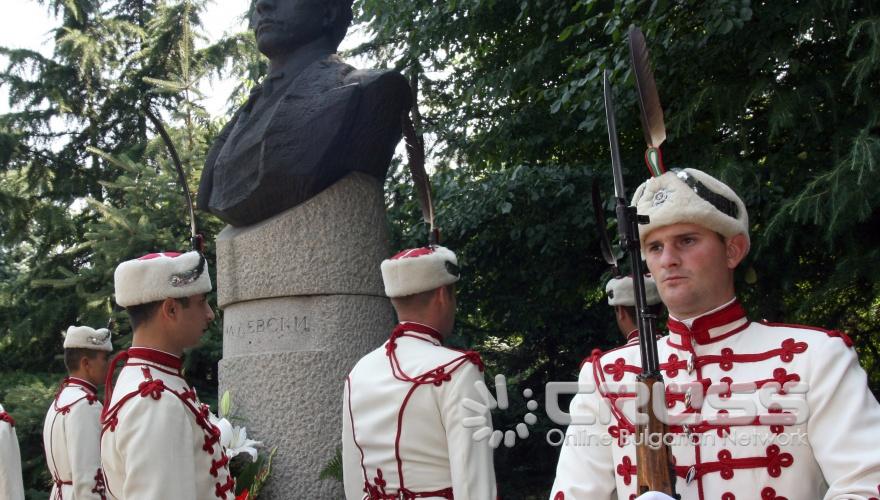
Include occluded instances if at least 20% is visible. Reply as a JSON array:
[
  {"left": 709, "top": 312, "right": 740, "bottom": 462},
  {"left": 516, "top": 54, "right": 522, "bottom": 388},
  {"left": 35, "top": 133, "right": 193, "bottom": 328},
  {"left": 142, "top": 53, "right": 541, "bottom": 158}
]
[
  {"left": 391, "top": 321, "right": 443, "bottom": 346},
  {"left": 64, "top": 376, "right": 98, "bottom": 394},
  {"left": 127, "top": 347, "right": 183, "bottom": 371},
  {"left": 626, "top": 329, "right": 640, "bottom": 343},
  {"left": 667, "top": 299, "right": 749, "bottom": 348}
]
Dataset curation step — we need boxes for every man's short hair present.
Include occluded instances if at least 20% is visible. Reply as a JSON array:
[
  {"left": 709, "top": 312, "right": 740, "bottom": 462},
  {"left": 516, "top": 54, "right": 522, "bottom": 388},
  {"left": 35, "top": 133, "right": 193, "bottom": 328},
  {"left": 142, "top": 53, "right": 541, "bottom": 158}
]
[
  {"left": 390, "top": 284, "right": 453, "bottom": 312},
  {"left": 64, "top": 348, "right": 102, "bottom": 372},
  {"left": 126, "top": 296, "right": 191, "bottom": 330}
]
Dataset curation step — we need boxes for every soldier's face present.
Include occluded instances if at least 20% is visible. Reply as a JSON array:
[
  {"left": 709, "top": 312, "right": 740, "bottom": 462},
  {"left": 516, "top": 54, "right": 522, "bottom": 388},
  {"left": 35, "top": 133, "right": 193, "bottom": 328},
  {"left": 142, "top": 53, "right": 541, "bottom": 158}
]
[
  {"left": 83, "top": 351, "right": 110, "bottom": 387},
  {"left": 643, "top": 223, "right": 740, "bottom": 319},
  {"left": 253, "top": 0, "right": 330, "bottom": 57},
  {"left": 175, "top": 294, "right": 215, "bottom": 348}
]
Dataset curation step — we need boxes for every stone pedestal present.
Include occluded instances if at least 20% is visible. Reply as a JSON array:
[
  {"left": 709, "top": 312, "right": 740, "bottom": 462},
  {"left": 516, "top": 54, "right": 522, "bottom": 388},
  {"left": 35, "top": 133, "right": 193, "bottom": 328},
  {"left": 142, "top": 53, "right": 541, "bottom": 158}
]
[{"left": 217, "top": 173, "right": 393, "bottom": 498}]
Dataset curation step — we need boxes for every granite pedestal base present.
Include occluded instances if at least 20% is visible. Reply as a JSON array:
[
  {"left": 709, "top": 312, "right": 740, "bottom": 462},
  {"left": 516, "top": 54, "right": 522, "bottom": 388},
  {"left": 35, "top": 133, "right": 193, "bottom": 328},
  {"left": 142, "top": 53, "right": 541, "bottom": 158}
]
[{"left": 216, "top": 173, "right": 393, "bottom": 498}]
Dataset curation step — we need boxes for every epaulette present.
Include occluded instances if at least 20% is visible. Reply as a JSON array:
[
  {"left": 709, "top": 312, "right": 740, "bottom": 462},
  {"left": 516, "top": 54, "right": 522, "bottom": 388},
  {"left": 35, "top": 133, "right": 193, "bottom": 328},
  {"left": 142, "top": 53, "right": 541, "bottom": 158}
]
[
  {"left": 579, "top": 348, "right": 604, "bottom": 370},
  {"left": 759, "top": 321, "right": 854, "bottom": 348}
]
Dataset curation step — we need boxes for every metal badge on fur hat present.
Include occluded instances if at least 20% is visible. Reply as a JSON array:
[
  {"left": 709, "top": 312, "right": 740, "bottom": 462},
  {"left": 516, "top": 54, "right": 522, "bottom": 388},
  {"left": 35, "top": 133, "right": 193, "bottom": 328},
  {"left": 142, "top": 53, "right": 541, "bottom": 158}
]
[
  {"left": 606, "top": 275, "right": 661, "bottom": 307},
  {"left": 114, "top": 251, "right": 212, "bottom": 307},
  {"left": 631, "top": 168, "right": 749, "bottom": 249},
  {"left": 381, "top": 246, "right": 460, "bottom": 298},
  {"left": 63, "top": 325, "right": 113, "bottom": 351}
]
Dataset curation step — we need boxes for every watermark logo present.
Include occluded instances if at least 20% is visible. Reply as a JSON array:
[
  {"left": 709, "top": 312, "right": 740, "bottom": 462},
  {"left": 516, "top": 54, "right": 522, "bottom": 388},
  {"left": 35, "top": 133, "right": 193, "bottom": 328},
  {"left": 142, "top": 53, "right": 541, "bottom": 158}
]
[
  {"left": 464, "top": 375, "right": 811, "bottom": 450},
  {"left": 546, "top": 427, "right": 809, "bottom": 448},
  {"left": 544, "top": 379, "right": 809, "bottom": 427},
  {"left": 462, "top": 374, "right": 539, "bottom": 449}
]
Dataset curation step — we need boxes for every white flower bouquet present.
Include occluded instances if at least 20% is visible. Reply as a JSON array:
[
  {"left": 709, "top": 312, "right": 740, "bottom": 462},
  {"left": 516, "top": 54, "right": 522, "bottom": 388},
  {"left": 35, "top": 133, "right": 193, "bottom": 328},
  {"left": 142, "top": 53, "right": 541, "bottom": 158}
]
[{"left": 215, "top": 390, "right": 277, "bottom": 500}]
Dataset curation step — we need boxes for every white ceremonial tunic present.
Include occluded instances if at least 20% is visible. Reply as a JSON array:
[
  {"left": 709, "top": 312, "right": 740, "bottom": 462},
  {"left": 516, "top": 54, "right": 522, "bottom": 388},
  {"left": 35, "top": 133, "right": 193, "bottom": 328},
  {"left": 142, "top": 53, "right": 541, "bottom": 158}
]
[
  {"left": 342, "top": 322, "right": 497, "bottom": 499},
  {"left": 43, "top": 378, "right": 106, "bottom": 499},
  {"left": 0, "top": 403, "right": 25, "bottom": 500},
  {"left": 552, "top": 300, "right": 880, "bottom": 500},
  {"left": 579, "top": 330, "right": 641, "bottom": 372},
  {"left": 100, "top": 347, "right": 234, "bottom": 500}
]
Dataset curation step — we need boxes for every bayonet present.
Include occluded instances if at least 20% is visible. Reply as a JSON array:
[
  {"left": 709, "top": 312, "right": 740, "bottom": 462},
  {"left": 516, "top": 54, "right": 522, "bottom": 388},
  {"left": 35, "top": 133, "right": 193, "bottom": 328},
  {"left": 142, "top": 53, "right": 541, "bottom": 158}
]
[{"left": 591, "top": 180, "right": 619, "bottom": 276}]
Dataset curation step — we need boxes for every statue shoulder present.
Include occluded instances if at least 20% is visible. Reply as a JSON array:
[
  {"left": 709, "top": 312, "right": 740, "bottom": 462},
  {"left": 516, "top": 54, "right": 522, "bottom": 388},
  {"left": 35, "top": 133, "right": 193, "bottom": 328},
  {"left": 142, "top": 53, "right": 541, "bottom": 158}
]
[
  {"left": 343, "top": 67, "right": 406, "bottom": 86},
  {"left": 344, "top": 68, "right": 413, "bottom": 110}
]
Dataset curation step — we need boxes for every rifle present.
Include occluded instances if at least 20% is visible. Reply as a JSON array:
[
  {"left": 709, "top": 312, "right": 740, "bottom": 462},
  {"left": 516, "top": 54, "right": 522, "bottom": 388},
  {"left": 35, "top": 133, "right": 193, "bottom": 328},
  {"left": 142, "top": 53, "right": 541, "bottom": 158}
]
[{"left": 602, "top": 69, "right": 678, "bottom": 498}]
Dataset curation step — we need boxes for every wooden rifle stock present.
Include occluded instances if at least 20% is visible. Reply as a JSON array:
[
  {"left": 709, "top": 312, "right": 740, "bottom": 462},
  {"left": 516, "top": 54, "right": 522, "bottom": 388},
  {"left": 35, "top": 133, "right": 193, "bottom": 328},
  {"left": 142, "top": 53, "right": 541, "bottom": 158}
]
[{"left": 636, "top": 376, "right": 677, "bottom": 496}]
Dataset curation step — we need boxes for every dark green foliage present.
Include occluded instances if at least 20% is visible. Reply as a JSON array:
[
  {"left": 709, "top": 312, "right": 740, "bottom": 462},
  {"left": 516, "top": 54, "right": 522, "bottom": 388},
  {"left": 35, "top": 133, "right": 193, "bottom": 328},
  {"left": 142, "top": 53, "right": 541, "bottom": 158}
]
[
  {"left": 1, "top": 0, "right": 879, "bottom": 498},
  {"left": 1, "top": 1, "right": 255, "bottom": 497},
  {"left": 364, "top": 0, "right": 879, "bottom": 496}
]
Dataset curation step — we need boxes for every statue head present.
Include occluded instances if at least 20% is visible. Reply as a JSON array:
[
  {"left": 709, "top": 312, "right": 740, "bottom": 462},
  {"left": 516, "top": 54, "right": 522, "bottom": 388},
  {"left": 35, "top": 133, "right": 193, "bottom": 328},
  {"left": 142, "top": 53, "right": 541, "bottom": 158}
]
[{"left": 252, "top": 0, "right": 354, "bottom": 57}]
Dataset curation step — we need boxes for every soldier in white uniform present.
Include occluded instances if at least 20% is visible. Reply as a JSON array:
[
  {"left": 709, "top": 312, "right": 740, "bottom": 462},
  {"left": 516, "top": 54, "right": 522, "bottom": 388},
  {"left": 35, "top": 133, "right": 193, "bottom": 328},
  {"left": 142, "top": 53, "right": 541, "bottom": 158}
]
[
  {"left": 605, "top": 275, "right": 662, "bottom": 346},
  {"left": 0, "top": 401, "right": 25, "bottom": 500},
  {"left": 552, "top": 168, "right": 880, "bottom": 499},
  {"left": 43, "top": 325, "right": 113, "bottom": 499},
  {"left": 342, "top": 245, "right": 497, "bottom": 499},
  {"left": 100, "top": 251, "right": 234, "bottom": 500}
]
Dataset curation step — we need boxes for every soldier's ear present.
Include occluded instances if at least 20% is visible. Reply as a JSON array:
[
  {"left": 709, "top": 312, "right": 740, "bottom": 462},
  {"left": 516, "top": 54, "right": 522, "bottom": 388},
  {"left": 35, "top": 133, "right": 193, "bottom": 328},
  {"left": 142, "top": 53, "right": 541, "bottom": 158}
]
[
  {"left": 80, "top": 352, "right": 99, "bottom": 372},
  {"left": 159, "top": 297, "right": 178, "bottom": 320},
  {"left": 79, "top": 354, "right": 91, "bottom": 372},
  {"left": 725, "top": 233, "right": 749, "bottom": 269},
  {"left": 433, "top": 285, "right": 452, "bottom": 307}
]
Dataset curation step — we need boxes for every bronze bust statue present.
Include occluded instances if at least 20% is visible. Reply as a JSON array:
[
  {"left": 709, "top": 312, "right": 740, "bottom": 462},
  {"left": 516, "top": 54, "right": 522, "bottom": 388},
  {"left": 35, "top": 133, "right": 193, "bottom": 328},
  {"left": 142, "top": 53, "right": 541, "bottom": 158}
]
[{"left": 198, "top": 0, "right": 413, "bottom": 227}]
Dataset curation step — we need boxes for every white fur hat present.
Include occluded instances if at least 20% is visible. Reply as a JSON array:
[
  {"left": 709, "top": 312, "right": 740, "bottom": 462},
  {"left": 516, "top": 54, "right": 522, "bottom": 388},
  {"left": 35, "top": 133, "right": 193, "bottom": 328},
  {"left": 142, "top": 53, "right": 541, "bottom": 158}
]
[
  {"left": 114, "top": 251, "right": 212, "bottom": 307},
  {"left": 631, "top": 168, "right": 749, "bottom": 250},
  {"left": 606, "top": 275, "right": 661, "bottom": 307},
  {"left": 63, "top": 325, "right": 113, "bottom": 351},
  {"left": 381, "top": 246, "right": 460, "bottom": 298}
]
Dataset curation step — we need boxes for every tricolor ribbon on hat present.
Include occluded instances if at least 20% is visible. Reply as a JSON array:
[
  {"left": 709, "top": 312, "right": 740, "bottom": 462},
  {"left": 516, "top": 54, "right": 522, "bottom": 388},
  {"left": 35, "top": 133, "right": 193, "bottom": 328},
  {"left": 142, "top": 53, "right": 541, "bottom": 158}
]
[{"left": 629, "top": 26, "right": 667, "bottom": 178}]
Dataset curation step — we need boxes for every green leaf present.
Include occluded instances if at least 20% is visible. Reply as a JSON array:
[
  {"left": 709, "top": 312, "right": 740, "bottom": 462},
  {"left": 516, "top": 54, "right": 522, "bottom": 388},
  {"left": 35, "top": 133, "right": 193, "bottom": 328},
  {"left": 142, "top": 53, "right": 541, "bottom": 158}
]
[
  {"left": 558, "top": 24, "right": 575, "bottom": 42},
  {"left": 319, "top": 447, "right": 343, "bottom": 482}
]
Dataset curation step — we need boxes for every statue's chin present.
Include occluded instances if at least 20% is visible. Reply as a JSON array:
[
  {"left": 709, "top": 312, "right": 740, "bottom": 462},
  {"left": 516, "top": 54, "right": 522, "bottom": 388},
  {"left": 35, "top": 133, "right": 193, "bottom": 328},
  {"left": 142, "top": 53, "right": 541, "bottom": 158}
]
[
  {"left": 256, "top": 36, "right": 287, "bottom": 59},
  {"left": 257, "top": 27, "right": 335, "bottom": 60}
]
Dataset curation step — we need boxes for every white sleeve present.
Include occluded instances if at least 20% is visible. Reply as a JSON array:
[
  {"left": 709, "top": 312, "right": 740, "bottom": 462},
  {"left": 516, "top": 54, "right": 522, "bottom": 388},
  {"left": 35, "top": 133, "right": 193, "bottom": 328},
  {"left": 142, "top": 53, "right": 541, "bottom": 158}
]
[
  {"left": 0, "top": 416, "right": 25, "bottom": 500},
  {"left": 550, "top": 365, "right": 617, "bottom": 500},
  {"left": 114, "top": 396, "right": 198, "bottom": 500},
  {"left": 68, "top": 401, "right": 105, "bottom": 500},
  {"left": 805, "top": 336, "right": 880, "bottom": 500},
  {"left": 440, "top": 362, "right": 497, "bottom": 500},
  {"left": 342, "top": 377, "right": 366, "bottom": 500}
]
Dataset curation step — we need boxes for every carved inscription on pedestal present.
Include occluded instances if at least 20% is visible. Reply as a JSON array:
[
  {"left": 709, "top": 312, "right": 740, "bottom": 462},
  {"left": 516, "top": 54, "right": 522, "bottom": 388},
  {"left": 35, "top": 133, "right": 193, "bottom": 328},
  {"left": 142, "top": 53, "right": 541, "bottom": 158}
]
[
  {"left": 224, "top": 315, "right": 310, "bottom": 337},
  {"left": 221, "top": 297, "right": 323, "bottom": 356}
]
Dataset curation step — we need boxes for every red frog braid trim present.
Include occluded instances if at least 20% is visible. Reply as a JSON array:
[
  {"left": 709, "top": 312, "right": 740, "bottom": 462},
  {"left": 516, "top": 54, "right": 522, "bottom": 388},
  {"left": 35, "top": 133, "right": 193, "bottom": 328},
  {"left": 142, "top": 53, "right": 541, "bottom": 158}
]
[{"left": 0, "top": 411, "right": 15, "bottom": 427}]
